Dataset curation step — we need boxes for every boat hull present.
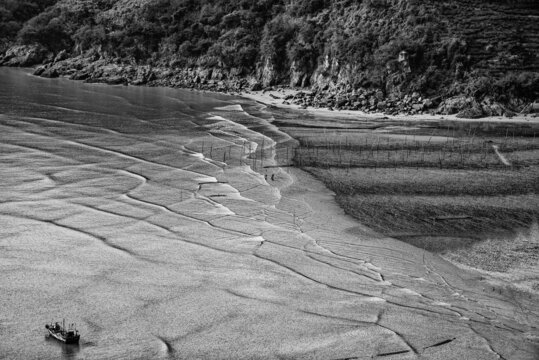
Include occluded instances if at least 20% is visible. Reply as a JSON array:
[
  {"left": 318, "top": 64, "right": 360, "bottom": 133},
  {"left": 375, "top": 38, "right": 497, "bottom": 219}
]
[{"left": 47, "top": 329, "right": 80, "bottom": 344}]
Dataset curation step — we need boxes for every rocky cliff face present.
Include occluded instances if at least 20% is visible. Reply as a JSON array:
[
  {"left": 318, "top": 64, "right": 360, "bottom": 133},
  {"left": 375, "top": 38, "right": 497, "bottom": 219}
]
[
  {"left": 282, "top": 1, "right": 539, "bottom": 93},
  {"left": 0, "top": 44, "right": 49, "bottom": 67},
  {"left": 1, "top": 0, "right": 538, "bottom": 117}
]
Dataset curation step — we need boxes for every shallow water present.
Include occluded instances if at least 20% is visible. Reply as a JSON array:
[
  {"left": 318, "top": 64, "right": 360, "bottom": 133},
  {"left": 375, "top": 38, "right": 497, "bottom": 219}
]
[{"left": 1, "top": 68, "right": 537, "bottom": 359}]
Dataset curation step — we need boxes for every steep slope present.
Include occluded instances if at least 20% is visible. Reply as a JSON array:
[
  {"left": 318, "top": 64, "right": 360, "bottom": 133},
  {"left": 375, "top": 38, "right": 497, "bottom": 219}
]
[{"left": 1, "top": 0, "right": 538, "bottom": 116}]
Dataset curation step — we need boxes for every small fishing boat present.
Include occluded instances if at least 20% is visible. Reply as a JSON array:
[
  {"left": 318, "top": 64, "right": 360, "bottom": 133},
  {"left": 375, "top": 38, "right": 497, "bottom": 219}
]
[{"left": 45, "top": 319, "right": 80, "bottom": 344}]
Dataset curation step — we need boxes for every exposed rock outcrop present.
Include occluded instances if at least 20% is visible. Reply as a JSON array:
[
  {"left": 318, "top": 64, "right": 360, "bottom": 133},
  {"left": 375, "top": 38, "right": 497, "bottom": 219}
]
[{"left": 0, "top": 44, "right": 50, "bottom": 67}]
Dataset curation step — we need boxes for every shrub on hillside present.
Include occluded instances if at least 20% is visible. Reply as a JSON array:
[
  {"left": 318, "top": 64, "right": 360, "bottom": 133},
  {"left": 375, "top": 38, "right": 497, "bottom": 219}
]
[
  {"left": 459, "top": 71, "right": 539, "bottom": 104},
  {"left": 0, "top": 0, "right": 58, "bottom": 41},
  {"left": 73, "top": 24, "right": 106, "bottom": 52},
  {"left": 494, "top": 72, "right": 539, "bottom": 101},
  {"left": 18, "top": 11, "right": 72, "bottom": 52},
  {"left": 290, "top": 0, "right": 330, "bottom": 16},
  {"left": 260, "top": 14, "right": 298, "bottom": 74}
]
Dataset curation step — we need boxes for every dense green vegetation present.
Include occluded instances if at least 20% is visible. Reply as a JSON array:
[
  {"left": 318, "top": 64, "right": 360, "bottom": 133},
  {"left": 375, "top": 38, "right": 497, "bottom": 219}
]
[
  {"left": 3, "top": 0, "right": 539, "bottom": 102},
  {"left": 0, "top": 0, "right": 58, "bottom": 48}
]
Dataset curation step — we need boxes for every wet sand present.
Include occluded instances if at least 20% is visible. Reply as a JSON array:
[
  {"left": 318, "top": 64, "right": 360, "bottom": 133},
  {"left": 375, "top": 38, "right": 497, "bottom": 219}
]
[
  {"left": 0, "top": 68, "right": 538, "bottom": 359},
  {"left": 244, "top": 88, "right": 539, "bottom": 292}
]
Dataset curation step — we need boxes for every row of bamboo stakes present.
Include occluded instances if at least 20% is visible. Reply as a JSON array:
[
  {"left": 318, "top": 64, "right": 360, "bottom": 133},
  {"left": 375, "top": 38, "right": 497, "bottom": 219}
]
[{"left": 197, "top": 129, "right": 537, "bottom": 170}]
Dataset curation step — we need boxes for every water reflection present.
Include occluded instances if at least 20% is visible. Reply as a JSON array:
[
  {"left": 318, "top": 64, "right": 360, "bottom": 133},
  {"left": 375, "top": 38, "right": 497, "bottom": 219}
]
[{"left": 45, "top": 335, "right": 81, "bottom": 359}]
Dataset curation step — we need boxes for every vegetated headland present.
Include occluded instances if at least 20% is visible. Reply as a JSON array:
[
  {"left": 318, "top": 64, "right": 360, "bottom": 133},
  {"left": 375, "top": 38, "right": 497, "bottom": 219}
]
[
  {"left": 1, "top": 0, "right": 539, "bottom": 118},
  {"left": 270, "top": 110, "right": 539, "bottom": 292}
]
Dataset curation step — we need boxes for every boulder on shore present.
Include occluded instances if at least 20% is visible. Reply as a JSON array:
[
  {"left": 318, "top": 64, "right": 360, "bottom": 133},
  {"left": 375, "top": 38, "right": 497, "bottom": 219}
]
[{"left": 456, "top": 101, "right": 484, "bottom": 119}]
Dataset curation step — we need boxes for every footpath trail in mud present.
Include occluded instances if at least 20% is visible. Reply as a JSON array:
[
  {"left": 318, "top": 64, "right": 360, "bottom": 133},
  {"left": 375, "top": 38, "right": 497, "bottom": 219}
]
[{"left": 0, "top": 68, "right": 537, "bottom": 359}]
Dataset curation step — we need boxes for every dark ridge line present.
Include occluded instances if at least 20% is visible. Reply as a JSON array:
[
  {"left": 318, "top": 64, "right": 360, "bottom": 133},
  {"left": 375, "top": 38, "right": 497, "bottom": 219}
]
[
  {"left": 252, "top": 252, "right": 381, "bottom": 299},
  {"left": 375, "top": 349, "right": 411, "bottom": 357},
  {"left": 492, "top": 322, "right": 527, "bottom": 334},
  {"left": 3, "top": 120, "right": 218, "bottom": 181},
  {"left": 262, "top": 242, "right": 457, "bottom": 318},
  {"left": 375, "top": 309, "right": 385, "bottom": 325},
  {"left": 263, "top": 164, "right": 294, "bottom": 168},
  {"left": 68, "top": 199, "right": 169, "bottom": 233},
  {"left": 262, "top": 235, "right": 379, "bottom": 272},
  {"left": 375, "top": 308, "right": 420, "bottom": 356},
  {"left": 1, "top": 140, "right": 84, "bottom": 165},
  {"left": 224, "top": 288, "right": 264, "bottom": 303},
  {"left": 305, "top": 253, "right": 382, "bottom": 284},
  {"left": 173, "top": 312, "right": 241, "bottom": 343},
  {"left": 124, "top": 193, "right": 254, "bottom": 239},
  {"left": 208, "top": 111, "right": 279, "bottom": 145},
  {"left": 422, "top": 258, "right": 462, "bottom": 294},
  {"left": 49, "top": 218, "right": 131, "bottom": 257},
  {"left": 422, "top": 257, "right": 528, "bottom": 329},
  {"left": 117, "top": 168, "right": 151, "bottom": 184},
  {"left": 260, "top": 248, "right": 459, "bottom": 320},
  {"left": 317, "top": 239, "right": 421, "bottom": 264},
  {"left": 19, "top": 112, "right": 216, "bottom": 165},
  {"left": 205, "top": 214, "right": 264, "bottom": 237},
  {"left": 312, "top": 242, "right": 371, "bottom": 267},
  {"left": 334, "top": 247, "right": 420, "bottom": 267},
  {"left": 377, "top": 325, "right": 419, "bottom": 355},
  {"left": 120, "top": 194, "right": 257, "bottom": 257},
  {"left": 451, "top": 306, "right": 497, "bottom": 326},
  {"left": 461, "top": 315, "right": 509, "bottom": 331},
  {"left": 182, "top": 157, "right": 223, "bottom": 175},
  {"left": 258, "top": 244, "right": 466, "bottom": 322},
  {"left": 31, "top": 103, "right": 155, "bottom": 124},
  {"left": 17, "top": 114, "right": 129, "bottom": 135},
  {"left": 297, "top": 309, "right": 376, "bottom": 327},
  {"left": 199, "top": 181, "right": 228, "bottom": 186},
  {"left": 156, "top": 336, "right": 175, "bottom": 354},
  {"left": 383, "top": 297, "right": 461, "bottom": 319},
  {"left": 0, "top": 210, "right": 156, "bottom": 264},
  {"left": 224, "top": 289, "right": 375, "bottom": 327},
  {"left": 50, "top": 220, "right": 155, "bottom": 263},
  {"left": 63, "top": 138, "right": 199, "bottom": 175},
  {"left": 383, "top": 283, "right": 438, "bottom": 304},
  {"left": 202, "top": 132, "right": 245, "bottom": 157},
  {"left": 468, "top": 324, "right": 508, "bottom": 360},
  {"left": 235, "top": 183, "right": 267, "bottom": 196},
  {"left": 423, "top": 337, "right": 456, "bottom": 350},
  {"left": 316, "top": 248, "right": 381, "bottom": 275}
]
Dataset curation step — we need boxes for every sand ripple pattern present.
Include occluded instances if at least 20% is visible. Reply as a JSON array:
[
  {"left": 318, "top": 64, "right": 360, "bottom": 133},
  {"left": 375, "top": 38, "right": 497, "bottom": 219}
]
[{"left": 0, "top": 68, "right": 537, "bottom": 360}]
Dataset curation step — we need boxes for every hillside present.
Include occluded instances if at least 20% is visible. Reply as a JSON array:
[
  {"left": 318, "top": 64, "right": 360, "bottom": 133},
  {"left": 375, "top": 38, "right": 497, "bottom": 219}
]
[{"left": 1, "top": 0, "right": 538, "bottom": 117}]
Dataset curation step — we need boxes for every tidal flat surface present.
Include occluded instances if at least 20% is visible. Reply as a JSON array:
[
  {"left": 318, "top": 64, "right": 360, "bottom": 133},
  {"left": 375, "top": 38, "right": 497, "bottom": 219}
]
[
  {"left": 0, "top": 68, "right": 538, "bottom": 359},
  {"left": 274, "top": 108, "right": 539, "bottom": 293}
]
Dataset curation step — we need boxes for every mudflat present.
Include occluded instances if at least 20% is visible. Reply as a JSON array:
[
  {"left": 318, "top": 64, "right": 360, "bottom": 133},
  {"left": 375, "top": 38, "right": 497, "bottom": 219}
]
[
  {"left": 265, "top": 100, "right": 539, "bottom": 294},
  {"left": 0, "top": 68, "right": 537, "bottom": 359}
]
